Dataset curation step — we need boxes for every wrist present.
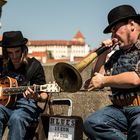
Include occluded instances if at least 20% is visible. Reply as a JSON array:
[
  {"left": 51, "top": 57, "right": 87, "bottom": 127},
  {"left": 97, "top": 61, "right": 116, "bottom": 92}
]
[
  {"left": 34, "top": 94, "right": 41, "bottom": 101},
  {"left": 102, "top": 76, "right": 106, "bottom": 87}
]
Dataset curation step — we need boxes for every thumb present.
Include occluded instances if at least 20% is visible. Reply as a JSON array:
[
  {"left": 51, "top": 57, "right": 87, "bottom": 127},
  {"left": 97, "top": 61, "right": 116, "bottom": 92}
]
[{"left": 94, "top": 72, "right": 98, "bottom": 75}]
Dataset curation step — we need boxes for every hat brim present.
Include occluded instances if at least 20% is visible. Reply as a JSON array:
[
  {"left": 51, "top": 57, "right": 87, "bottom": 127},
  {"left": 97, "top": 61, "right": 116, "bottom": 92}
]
[
  {"left": 0, "top": 38, "right": 28, "bottom": 48},
  {"left": 0, "top": 0, "right": 7, "bottom": 7},
  {"left": 103, "top": 14, "right": 140, "bottom": 33}
]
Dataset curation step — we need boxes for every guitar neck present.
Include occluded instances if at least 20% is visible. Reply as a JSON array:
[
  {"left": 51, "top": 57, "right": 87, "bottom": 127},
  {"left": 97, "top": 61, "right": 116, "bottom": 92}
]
[
  {"left": 2, "top": 83, "right": 60, "bottom": 96},
  {"left": 2, "top": 85, "right": 41, "bottom": 96}
]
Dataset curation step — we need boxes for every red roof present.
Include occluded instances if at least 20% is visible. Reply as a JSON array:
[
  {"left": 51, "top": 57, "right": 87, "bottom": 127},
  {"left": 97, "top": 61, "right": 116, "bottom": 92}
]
[
  {"left": 73, "top": 31, "right": 85, "bottom": 39},
  {"left": 28, "top": 40, "right": 85, "bottom": 46}
]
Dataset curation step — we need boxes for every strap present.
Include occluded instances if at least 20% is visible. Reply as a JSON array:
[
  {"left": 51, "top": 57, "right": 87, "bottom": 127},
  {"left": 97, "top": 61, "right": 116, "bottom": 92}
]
[{"left": 109, "top": 93, "right": 140, "bottom": 106}]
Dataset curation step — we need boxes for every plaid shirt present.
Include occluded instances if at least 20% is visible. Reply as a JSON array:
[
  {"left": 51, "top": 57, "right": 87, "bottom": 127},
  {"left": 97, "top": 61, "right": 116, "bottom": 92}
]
[{"left": 105, "top": 35, "right": 140, "bottom": 95}]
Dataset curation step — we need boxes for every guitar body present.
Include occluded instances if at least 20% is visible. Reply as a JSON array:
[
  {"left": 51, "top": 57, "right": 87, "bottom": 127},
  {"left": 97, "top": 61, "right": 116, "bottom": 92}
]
[
  {"left": 0, "top": 76, "right": 60, "bottom": 107},
  {"left": 0, "top": 77, "right": 18, "bottom": 107}
]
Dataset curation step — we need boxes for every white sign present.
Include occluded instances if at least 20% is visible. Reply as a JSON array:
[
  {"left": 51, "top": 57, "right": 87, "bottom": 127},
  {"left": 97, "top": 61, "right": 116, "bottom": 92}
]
[{"left": 48, "top": 117, "right": 76, "bottom": 140}]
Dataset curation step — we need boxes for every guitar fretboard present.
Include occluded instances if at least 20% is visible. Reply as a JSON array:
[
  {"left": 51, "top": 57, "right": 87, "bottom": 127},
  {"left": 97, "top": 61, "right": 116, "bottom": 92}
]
[{"left": 2, "top": 83, "right": 60, "bottom": 96}]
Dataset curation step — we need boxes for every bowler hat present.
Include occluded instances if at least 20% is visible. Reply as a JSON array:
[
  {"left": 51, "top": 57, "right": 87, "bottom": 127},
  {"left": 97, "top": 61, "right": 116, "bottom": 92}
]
[
  {"left": 0, "top": 31, "right": 28, "bottom": 48},
  {"left": 104, "top": 5, "right": 140, "bottom": 33},
  {"left": 0, "top": 0, "right": 7, "bottom": 7}
]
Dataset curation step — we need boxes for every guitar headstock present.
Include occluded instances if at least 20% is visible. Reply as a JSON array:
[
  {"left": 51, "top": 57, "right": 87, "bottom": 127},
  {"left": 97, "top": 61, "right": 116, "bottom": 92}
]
[{"left": 40, "top": 81, "right": 60, "bottom": 93}]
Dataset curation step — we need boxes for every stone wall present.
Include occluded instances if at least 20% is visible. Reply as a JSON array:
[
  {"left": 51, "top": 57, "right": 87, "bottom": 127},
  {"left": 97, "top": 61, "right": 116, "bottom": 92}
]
[
  {"left": 2, "top": 62, "right": 112, "bottom": 140},
  {"left": 42, "top": 63, "right": 112, "bottom": 140},
  {"left": 43, "top": 61, "right": 92, "bottom": 84},
  {"left": 43, "top": 62, "right": 112, "bottom": 119}
]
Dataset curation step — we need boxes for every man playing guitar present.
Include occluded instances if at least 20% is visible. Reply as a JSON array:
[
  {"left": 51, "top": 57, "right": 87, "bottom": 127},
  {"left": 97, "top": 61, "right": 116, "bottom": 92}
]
[{"left": 0, "top": 31, "right": 48, "bottom": 140}]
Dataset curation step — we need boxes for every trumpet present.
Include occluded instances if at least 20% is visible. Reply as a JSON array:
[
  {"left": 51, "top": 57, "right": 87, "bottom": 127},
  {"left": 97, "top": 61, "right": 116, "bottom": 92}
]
[{"left": 53, "top": 46, "right": 111, "bottom": 92}]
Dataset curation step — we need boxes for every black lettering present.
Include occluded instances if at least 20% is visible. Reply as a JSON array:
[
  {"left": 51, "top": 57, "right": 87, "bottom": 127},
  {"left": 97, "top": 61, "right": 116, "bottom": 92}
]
[
  {"left": 56, "top": 118, "right": 60, "bottom": 125},
  {"left": 50, "top": 118, "right": 55, "bottom": 125},
  {"left": 66, "top": 119, "right": 70, "bottom": 126},
  {"left": 60, "top": 127, "right": 69, "bottom": 132},
  {"left": 66, "top": 127, "right": 69, "bottom": 132},
  {"left": 71, "top": 120, "right": 75, "bottom": 127},
  {"left": 61, "top": 119, "right": 65, "bottom": 125},
  {"left": 54, "top": 126, "right": 60, "bottom": 131}
]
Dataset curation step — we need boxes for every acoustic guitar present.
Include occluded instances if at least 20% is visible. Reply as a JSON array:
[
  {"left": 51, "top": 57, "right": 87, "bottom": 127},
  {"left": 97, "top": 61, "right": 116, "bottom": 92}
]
[{"left": 0, "top": 76, "right": 60, "bottom": 107}]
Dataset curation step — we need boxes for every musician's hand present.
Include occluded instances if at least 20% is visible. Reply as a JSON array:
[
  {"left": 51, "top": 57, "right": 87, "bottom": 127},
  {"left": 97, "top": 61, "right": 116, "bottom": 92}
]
[
  {"left": 23, "top": 86, "right": 38, "bottom": 100},
  {"left": 83, "top": 78, "right": 91, "bottom": 89},
  {"left": 88, "top": 72, "right": 105, "bottom": 91},
  {"left": 101, "top": 38, "right": 119, "bottom": 53}
]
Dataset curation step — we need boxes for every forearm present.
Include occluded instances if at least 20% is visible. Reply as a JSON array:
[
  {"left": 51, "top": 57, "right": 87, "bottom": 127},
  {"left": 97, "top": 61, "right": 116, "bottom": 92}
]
[
  {"left": 92, "top": 51, "right": 108, "bottom": 74},
  {"left": 103, "top": 71, "right": 140, "bottom": 88}
]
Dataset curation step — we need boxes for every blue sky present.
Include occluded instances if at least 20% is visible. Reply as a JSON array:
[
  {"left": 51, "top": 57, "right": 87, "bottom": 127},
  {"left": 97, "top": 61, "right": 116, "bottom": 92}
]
[{"left": 0, "top": 0, "right": 140, "bottom": 49}]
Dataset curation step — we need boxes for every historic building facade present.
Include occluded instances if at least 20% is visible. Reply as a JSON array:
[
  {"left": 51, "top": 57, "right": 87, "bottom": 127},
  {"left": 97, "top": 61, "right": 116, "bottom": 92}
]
[{"left": 27, "top": 31, "right": 90, "bottom": 64}]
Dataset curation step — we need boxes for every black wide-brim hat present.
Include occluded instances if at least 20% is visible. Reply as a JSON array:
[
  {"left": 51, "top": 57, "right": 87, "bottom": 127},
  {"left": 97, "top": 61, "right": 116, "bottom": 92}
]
[
  {"left": 104, "top": 5, "right": 140, "bottom": 34},
  {"left": 0, "top": 31, "right": 28, "bottom": 48},
  {"left": 0, "top": 0, "right": 7, "bottom": 7}
]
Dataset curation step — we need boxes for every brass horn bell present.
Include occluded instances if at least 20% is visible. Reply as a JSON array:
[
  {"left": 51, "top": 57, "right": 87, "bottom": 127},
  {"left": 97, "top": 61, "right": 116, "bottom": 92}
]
[
  {"left": 53, "top": 46, "right": 109, "bottom": 92},
  {"left": 53, "top": 62, "right": 82, "bottom": 92}
]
